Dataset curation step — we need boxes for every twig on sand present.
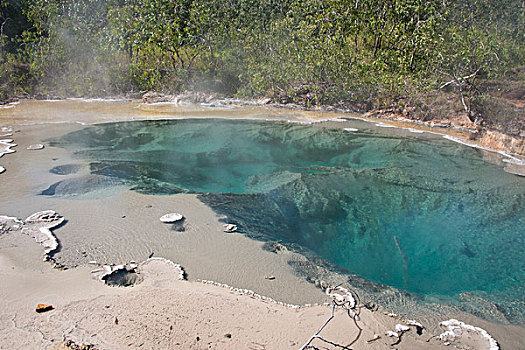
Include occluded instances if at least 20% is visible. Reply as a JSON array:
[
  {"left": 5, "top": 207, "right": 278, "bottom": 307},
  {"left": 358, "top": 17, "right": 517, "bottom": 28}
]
[
  {"left": 299, "top": 285, "right": 363, "bottom": 350},
  {"left": 249, "top": 342, "right": 266, "bottom": 350}
]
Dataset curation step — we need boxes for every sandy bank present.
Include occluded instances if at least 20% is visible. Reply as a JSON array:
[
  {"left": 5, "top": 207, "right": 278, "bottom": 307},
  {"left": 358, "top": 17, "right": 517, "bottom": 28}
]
[
  {"left": 3, "top": 249, "right": 517, "bottom": 350},
  {"left": 1, "top": 99, "right": 524, "bottom": 349}
]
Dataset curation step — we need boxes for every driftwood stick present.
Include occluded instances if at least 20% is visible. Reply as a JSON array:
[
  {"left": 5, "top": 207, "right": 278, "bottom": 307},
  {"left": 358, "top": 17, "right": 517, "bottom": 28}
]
[
  {"left": 394, "top": 235, "right": 409, "bottom": 287},
  {"left": 299, "top": 305, "right": 336, "bottom": 350},
  {"left": 301, "top": 285, "right": 365, "bottom": 350}
]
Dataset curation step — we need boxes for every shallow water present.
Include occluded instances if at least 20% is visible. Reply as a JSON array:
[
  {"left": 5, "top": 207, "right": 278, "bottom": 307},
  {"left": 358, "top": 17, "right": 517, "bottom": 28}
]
[{"left": 47, "top": 118, "right": 525, "bottom": 322}]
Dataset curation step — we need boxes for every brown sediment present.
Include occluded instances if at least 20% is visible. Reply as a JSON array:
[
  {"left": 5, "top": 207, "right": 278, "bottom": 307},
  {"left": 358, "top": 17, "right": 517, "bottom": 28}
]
[{"left": 363, "top": 108, "right": 525, "bottom": 158}]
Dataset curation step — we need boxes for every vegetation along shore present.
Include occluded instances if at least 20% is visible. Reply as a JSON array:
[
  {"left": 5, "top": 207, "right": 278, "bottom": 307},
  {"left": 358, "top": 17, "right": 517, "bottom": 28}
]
[{"left": 1, "top": 0, "right": 523, "bottom": 156}]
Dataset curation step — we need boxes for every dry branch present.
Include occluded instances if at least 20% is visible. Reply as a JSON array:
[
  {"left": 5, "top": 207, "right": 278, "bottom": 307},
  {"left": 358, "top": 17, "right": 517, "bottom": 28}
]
[{"left": 300, "top": 285, "right": 364, "bottom": 350}]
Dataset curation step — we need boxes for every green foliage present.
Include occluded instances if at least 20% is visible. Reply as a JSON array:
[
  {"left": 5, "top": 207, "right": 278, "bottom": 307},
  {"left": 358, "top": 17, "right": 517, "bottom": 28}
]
[{"left": 0, "top": 0, "right": 522, "bottom": 114}]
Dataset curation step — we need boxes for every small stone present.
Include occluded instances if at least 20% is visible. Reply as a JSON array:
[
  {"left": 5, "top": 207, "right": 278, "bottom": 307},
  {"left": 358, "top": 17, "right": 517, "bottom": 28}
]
[
  {"left": 264, "top": 275, "right": 276, "bottom": 280},
  {"left": 395, "top": 324, "right": 410, "bottom": 333},
  {"left": 364, "top": 301, "right": 378, "bottom": 311},
  {"left": 160, "top": 213, "right": 184, "bottom": 223},
  {"left": 366, "top": 334, "right": 381, "bottom": 343},
  {"left": 27, "top": 144, "right": 45, "bottom": 150},
  {"left": 386, "top": 330, "right": 399, "bottom": 338},
  {"left": 36, "top": 304, "right": 54, "bottom": 313},
  {"left": 224, "top": 333, "right": 232, "bottom": 339},
  {"left": 223, "top": 224, "right": 237, "bottom": 233}
]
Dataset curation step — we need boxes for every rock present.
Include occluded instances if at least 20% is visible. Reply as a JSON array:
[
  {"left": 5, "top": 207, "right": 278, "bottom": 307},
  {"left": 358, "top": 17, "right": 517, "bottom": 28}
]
[
  {"left": 395, "top": 324, "right": 410, "bottom": 333},
  {"left": 63, "top": 339, "right": 98, "bottom": 350},
  {"left": 0, "top": 166, "right": 4, "bottom": 174},
  {"left": 142, "top": 91, "right": 173, "bottom": 103},
  {"left": 326, "top": 285, "right": 356, "bottom": 309},
  {"left": 0, "top": 138, "right": 16, "bottom": 158},
  {"left": 160, "top": 213, "right": 184, "bottom": 223},
  {"left": 480, "top": 129, "right": 525, "bottom": 156},
  {"left": 223, "top": 224, "right": 237, "bottom": 233},
  {"left": 364, "top": 301, "right": 378, "bottom": 311},
  {"left": 27, "top": 144, "right": 45, "bottom": 150},
  {"left": 22, "top": 210, "right": 64, "bottom": 257},
  {"left": 264, "top": 275, "right": 276, "bottom": 280},
  {"left": 386, "top": 330, "right": 399, "bottom": 338},
  {"left": 406, "top": 319, "right": 424, "bottom": 335},
  {"left": 261, "top": 242, "right": 288, "bottom": 254},
  {"left": 35, "top": 304, "right": 54, "bottom": 313},
  {"left": 224, "top": 333, "right": 232, "bottom": 339},
  {"left": 459, "top": 292, "right": 509, "bottom": 324},
  {"left": 366, "top": 334, "right": 381, "bottom": 343},
  {"left": 439, "top": 319, "right": 499, "bottom": 350}
]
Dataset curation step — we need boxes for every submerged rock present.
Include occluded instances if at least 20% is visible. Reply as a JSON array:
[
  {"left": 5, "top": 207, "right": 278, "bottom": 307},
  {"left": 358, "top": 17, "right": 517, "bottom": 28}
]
[
  {"left": 459, "top": 292, "right": 509, "bottom": 324},
  {"left": 49, "top": 163, "right": 84, "bottom": 175},
  {"left": 262, "top": 242, "right": 288, "bottom": 254},
  {"left": 40, "top": 175, "right": 124, "bottom": 197}
]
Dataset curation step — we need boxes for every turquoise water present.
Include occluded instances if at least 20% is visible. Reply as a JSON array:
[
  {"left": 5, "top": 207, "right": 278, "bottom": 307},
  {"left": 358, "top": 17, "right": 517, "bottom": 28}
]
[{"left": 48, "top": 119, "right": 525, "bottom": 321}]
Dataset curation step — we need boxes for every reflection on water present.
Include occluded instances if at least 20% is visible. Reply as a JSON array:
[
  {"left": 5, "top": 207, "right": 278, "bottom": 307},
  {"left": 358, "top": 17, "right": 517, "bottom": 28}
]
[{"left": 48, "top": 119, "right": 525, "bottom": 323}]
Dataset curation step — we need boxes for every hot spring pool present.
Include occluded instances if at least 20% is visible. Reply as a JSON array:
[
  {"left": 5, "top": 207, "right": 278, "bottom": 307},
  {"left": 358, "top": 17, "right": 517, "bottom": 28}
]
[{"left": 47, "top": 118, "right": 525, "bottom": 322}]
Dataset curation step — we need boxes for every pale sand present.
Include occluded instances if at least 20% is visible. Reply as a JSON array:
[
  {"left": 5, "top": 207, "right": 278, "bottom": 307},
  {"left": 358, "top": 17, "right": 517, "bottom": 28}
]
[
  {"left": 1, "top": 100, "right": 524, "bottom": 349},
  {"left": 1, "top": 246, "right": 506, "bottom": 350}
]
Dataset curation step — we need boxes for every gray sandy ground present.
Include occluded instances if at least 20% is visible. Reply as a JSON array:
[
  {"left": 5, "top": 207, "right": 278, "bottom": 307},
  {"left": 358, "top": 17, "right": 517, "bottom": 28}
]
[{"left": 1, "top": 100, "right": 524, "bottom": 349}]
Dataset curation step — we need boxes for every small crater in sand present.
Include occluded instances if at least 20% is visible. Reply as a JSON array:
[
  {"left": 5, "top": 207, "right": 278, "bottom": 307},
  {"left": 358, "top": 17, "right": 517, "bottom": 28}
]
[{"left": 102, "top": 268, "right": 143, "bottom": 287}]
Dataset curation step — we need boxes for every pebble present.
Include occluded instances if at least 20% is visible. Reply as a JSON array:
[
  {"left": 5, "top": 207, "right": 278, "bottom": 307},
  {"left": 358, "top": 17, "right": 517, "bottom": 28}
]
[{"left": 160, "top": 213, "right": 184, "bottom": 223}]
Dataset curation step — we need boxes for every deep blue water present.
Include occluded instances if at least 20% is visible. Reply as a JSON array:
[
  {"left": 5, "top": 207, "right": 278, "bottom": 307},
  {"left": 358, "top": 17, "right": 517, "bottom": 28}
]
[{"left": 48, "top": 118, "right": 525, "bottom": 321}]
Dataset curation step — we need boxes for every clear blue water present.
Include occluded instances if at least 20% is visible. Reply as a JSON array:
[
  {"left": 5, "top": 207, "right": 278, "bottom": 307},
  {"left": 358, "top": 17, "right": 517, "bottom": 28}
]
[{"left": 48, "top": 118, "right": 525, "bottom": 321}]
